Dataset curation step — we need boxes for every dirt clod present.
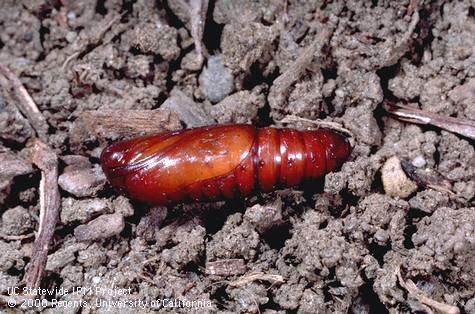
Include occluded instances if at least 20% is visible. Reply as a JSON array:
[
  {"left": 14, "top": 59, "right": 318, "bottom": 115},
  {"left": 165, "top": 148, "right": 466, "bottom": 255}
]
[
  {"left": 74, "top": 213, "right": 124, "bottom": 242},
  {"left": 160, "top": 224, "right": 205, "bottom": 268},
  {"left": 244, "top": 199, "right": 283, "bottom": 233},
  {"left": 60, "top": 198, "right": 110, "bottom": 225},
  {"left": 207, "top": 213, "right": 260, "bottom": 261},
  {"left": 58, "top": 166, "right": 106, "bottom": 198},
  {"left": 0, "top": 0, "right": 473, "bottom": 312},
  {"left": 411, "top": 207, "right": 475, "bottom": 287},
  {"left": 161, "top": 89, "right": 215, "bottom": 127},
  {"left": 1, "top": 206, "right": 33, "bottom": 236},
  {"left": 210, "top": 87, "right": 266, "bottom": 124},
  {"left": 409, "top": 189, "right": 450, "bottom": 214},
  {"left": 129, "top": 22, "right": 180, "bottom": 61},
  {"left": 0, "top": 151, "right": 33, "bottom": 179},
  {"left": 221, "top": 22, "right": 277, "bottom": 73},
  {"left": 0, "top": 241, "right": 24, "bottom": 272}
]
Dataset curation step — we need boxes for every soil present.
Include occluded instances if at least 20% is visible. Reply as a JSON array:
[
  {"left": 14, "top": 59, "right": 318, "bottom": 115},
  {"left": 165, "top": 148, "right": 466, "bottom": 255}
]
[{"left": 0, "top": 0, "right": 474, "bottom": 313}]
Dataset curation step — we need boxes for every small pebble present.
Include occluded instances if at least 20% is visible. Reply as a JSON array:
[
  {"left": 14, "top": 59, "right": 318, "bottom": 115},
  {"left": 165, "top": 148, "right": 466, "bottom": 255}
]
[
  {"left": 58, "top": 166, "right": 106, "bottom": 197},
  {"left": 381, "top": 156, "right": 418, "bottom": 198},
  {"left": 65, "top": 31, "right": 77, "bottom": 43},
  {"left": 67, "top": 11, "right": 76, "bottom": 20},
  {"left": 335, "top": 89, "right": 345, "bottom": 98},
  {"left": 374, "top": 229, "right": 389, "bottom": 245},
  {"left": 210, "top": 88, "right": 265, "bottom": 124},
  {"left": 74, "top": 213, "right": 124, "bottom": 242},
  {"left": 0, "top": 241, "right": 23, "bottom": 272},
  {"left": 411, "top": 155, "right": 426, "bottom": 168}
]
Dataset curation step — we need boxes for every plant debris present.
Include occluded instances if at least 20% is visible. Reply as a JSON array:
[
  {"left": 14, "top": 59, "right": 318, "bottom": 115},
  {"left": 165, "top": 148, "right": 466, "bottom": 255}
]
[
  {"left": 386, "top": 103, "right": 475, "bottom": 140},
  {"left": 0, "top": 1, "right": 474, "bottom": 312},
  {"left": 206, "top": 258, "right": 246, "bottom": 276},
  {"left": 80, "top": 109, "right": 181, "bottom": 138},
  {"left": 0, "top": 64, "right": 48, "bottom": 140},
  {"left": 23, "top": 140, "right": 60, "bottom": 288},
  {"left": 397, "top": 268, "right": 460, "bottom": 314}
]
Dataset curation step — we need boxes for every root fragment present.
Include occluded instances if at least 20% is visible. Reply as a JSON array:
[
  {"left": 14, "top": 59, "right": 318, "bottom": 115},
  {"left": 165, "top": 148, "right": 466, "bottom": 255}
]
[
  {"left": 386, "top": 103, "right": 475, "bottom": 140},
  {"left": 0, "top": 64, "right": 48, "bottom": 141},
  {"left": 23, "top": 140, "right": 60, "bottom": 288},
  {"left": 396, "top": 268, "right": 460, "bottom": 314}
]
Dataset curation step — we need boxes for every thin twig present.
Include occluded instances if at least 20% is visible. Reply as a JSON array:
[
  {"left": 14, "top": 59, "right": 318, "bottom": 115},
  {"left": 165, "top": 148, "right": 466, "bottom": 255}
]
[
  {"left": 61, "top": 14, "right": 123, "bottom": 71},
  {"left": 142, "top": 256, "right": 162, "bottom": 265},
  {"left": 0, "top": 64, "right": 48, "bottom": 140},
  {"left": 268, "top": 28, "right": 333, "bottom": 115},
  {"left": 282, "top": 0, "right": 289, "bottom": 24},
  {"left": 425, "top": 184, "right": 456, "bottom": 196},
  {"left": 277, "top": 115, "right": 354, "bottom": 138},
  {"left": 227, "top": 272, "right": 285, "bottom": 287},
  {"left": 390, "top": 11, "right": 419, "bottom": 63},
  {"left": 137, "top": 273, "right": 156, "bottom": 286},
  {"left": 168, "top": 0, "right": 208, "bottom": 64},
  {"left": 206, "top": 259, "right": 246, "bottom": 276},
  {"left": 386, "top": 103, "right": 475, "bottom": 140},
  {"left": 205, "top": 272, "right": 285, "bottom": 292},
  {"left": 407, "top": 0, "right": 420, "bottom": 16},
  {"left": 0, "top": 232, "right": 36, "bottom": 241},
  {"left": 400, "top": 160, "right": 456, "bottom": 196},
  {"left": 61, "top": 52, "right": 80, "bottom": 71},
  {"left": 23, "top": 140, "right": 60, "bottom": 288},
  {"left": 81, "top": 109, "right": 181, "bottom": 137},
  {"left": 396, "top": 268, "right": 460, "bottom": 314},
  {"left": 189, "top": 0, "right": 209, "bottom": 62}
]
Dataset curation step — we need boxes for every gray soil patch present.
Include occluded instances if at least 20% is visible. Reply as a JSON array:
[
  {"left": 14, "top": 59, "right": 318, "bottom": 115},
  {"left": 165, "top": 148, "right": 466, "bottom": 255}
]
[{"left": 0, "top": 0, "right": 473, "bottom": 313}]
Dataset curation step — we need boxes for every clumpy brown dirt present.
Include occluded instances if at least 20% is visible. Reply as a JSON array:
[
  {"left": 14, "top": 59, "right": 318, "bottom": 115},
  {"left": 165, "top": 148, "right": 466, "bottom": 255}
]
[{"left": 0, "top": 0, "right": 474, "bottom": 313}]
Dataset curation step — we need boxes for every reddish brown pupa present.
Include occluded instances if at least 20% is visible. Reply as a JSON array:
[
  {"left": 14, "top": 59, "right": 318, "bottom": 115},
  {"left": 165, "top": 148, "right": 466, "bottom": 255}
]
[{"left": 100, "top": 124, "right": 351, "bottom": 205}]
